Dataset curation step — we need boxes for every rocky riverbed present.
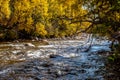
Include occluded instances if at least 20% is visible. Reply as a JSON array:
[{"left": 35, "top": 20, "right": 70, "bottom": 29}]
[{"left": 0, "top": 38, "right": 116, "bottom": 80}]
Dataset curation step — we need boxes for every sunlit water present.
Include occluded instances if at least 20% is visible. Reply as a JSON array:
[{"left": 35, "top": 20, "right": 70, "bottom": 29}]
[{"left": 0, "top": 39, "right": 111, "bottom": 80}]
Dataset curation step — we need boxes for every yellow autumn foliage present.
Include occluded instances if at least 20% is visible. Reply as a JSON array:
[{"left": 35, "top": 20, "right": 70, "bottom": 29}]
[
  {"left": 35, "top": 23, "right": 47, "bottom": 37},
  {"left": 0, "top": 0, "right": 11, "bottom": 25},
  {"left": 0, "top": 0, "right": 90, "bottom": 39}
]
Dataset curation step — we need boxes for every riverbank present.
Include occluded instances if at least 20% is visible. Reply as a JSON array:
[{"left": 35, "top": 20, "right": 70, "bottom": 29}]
[{"left": 105, "top": 57, "right": 120, "bottom": 79}]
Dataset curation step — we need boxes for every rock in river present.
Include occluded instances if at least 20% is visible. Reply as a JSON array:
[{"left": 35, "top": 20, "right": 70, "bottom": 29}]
[{"left": 24, "top": 43, "right": 35, "bottom": 47}]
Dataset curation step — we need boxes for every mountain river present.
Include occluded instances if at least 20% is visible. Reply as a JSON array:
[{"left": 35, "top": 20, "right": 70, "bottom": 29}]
[{"left": 0, "top": 38, "right": 113, "bottom": 80}]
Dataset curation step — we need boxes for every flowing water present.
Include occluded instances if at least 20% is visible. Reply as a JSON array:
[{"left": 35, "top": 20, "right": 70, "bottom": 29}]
[{"left": 0, "top": 38, "right": 112, "bottom": 80}]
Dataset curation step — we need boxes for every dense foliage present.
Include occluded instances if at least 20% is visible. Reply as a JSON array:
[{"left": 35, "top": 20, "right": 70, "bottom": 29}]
[
  {"left": 0, "top": 0, "right": 90, "bottom": 40},
  {"left": 82, "top": 0, "right": 120, "bottom": 60}
]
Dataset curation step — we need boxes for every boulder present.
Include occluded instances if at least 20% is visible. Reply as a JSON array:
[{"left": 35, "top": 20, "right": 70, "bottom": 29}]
[
  {"left": 41, "top": 39, "right": 49, "bottom": 45},
  {"left": 24, "top": 43, "right": 35, "bottom": 47}
]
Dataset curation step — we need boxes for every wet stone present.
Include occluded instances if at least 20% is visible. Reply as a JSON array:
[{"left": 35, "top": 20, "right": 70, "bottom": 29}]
[
  {"left": 49, "top": 54, "right": 61, "bottom": 58},
  {"left": 24, "top": 43, "right": 35, "bottom": 47},
  {"left": 14, "top": 68, "right": 25, "bottom": 74},
  {"left": 15, "top": 51, "right": 25, "bottom": 55},
  {"left": 34, "top": 75, "right": 45, "bottom": 80},
  {"left": 79, "top": 69, "right": 86, "bottom": 73},
  {"left": 94, "top": 70, "right": 106, "bottom": 75},
  {"left": 85, "top": 78, "right": 99, "bottom": 80},
  {"left": 41, "top": 62, "right": 54, "bottom": 67},
  {"left": 68, "top": 71, "right": 78, "bottom": 76},
  {"left": 34, "top": 66, "right": 45, "bottom": 71},
  {"left": 81, "top": 64, "right": 92, "bottom": 69},
  {"left": 23, "top": 65, "right": 32, "bottom": 69}
]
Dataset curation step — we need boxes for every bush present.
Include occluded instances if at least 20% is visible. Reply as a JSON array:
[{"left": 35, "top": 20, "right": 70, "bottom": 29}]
[{"left": 5, "top": 29, "right": 18, "bottom": 40}]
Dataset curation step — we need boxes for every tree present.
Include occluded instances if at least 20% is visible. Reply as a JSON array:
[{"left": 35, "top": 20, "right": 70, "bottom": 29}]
[{"left": 81, "top": 0, "right": 120, "bottom": 59}]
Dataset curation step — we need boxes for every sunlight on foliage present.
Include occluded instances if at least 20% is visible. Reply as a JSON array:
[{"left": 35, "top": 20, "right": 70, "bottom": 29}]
[{"left": 34, "top": 23, "right": 47, "bottom": 37}]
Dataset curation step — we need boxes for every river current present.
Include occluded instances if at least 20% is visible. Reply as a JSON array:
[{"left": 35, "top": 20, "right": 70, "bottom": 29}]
[{"left": 0, "top": 38, "right": 112, "bottom": 80}]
